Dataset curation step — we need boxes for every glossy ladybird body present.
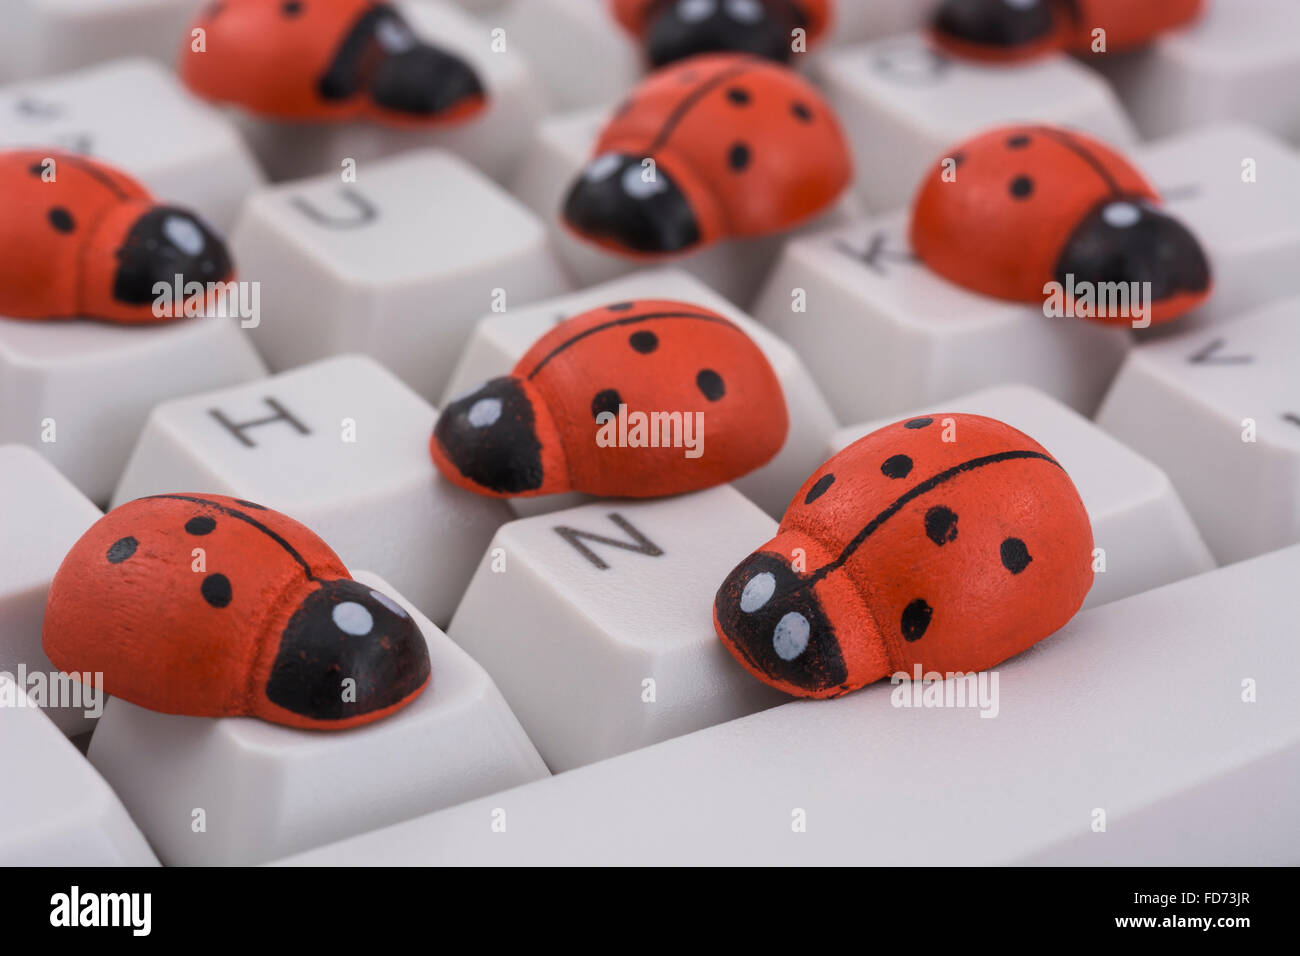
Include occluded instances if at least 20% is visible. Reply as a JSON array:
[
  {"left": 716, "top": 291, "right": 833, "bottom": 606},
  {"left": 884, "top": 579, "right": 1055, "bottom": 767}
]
[
  {"left": 931, "top": 0, "right": 1203, "bottom": 63},
  {"left": 563, "top": 53, "right": 850, "bottom": 256},
  {"left": 714, "top": 414, "right": 1093, "bottom": 698},
  {"left": 431, "top": 299, "right": 788, "bottom": 498},
  {"left": 611, "top": 0, "right": 832, "bottom": 66},
  {"left": 42, "top": 495, "right": 431, "bottom": 730},
  {"left": 179, "top": 0, "right": 486, "bottom": 126},
  {"left": 0, "top": 151, "right": 232, "bottom": 324},
  {"left": 910, "top": 124, "right": 1211, "bottom": 326}
]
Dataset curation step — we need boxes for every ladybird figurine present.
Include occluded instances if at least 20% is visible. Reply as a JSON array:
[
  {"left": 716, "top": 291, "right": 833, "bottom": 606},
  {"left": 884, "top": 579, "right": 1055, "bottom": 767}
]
[
  {"left": 562, "top": 53, "right": 851, "bottom": 256},
  {"left": 611, "top": 0, "right": 832, "bottom": 66},
  {"left": 431, "top": 299, "right": 788, "bottom": 498},
  {"left": 42, "top": 495, "right": 431, "bottom": 730},
  {"left": 714, "top": 414, "right": 1093, "bottom": 698},
  {"left": 910, "top": 124, "right": 1212, "bottom": 326},
  {"left": 0, "top": 150, "right": 232, "bottom": 324},
  {"left": 179, "top": 0, "right": 486, "bottom": 126},
  {"left": 931, "top": 0, "right": 1203, "bottom": 63}
]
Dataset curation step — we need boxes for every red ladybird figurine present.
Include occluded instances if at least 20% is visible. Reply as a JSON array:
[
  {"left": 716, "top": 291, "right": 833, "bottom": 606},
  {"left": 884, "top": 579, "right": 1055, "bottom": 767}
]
[
  {"left": 42, "top": 494, "right": 431, "bottom": 730},
  {"left": 431, "top": 299, "right": 788, "bottom": 498},
  {"left": 931, "top": 0, "right": 1203, "bottom": 63},
  {"left": 910, "top": 124, "right": 1211, "bottom": 326},
  {"left": 714, "top": 414, "right": 1094, "bottom": 698},
  {"left": 0, "top": 150, "right": 232, "bottom": 324},
  {"left": 179, "top": 0, "right": 486, "bottom": 126},
  {"left": 563, "top": 53, "right": 851, "bottom": 256},
  {"left": 611, "top": 0, "right": 832, "bottom": 66}
]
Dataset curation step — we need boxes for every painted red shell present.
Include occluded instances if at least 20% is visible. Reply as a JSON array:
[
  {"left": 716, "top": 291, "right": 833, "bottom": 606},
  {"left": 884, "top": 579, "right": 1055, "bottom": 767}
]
[
  {"left": 562, "top": 53, "right": 851, "bottom": 256},
  {"left": 0, "top": 150, "right": 231, "bottom": 324},
  {"left": 714, "top": 414, "right": 1093, "bottom": 698},
  {"left": 931, "top": 0, "right": 1204, "bottom": 63},
  {"left": 430, "top": 299, "right": 788, "bottom": 498},
  {"left": 179, "top": 0, "right": 486, "bottom": 126},
  {"left": 42, "top": 495, "right": 431, "bottom": 730},
  {"left": 611, "top": 0, "right": 833, "bottom": 66},
  {"left": 910, "top": 124, "right": 1211, "bottom": 326}
]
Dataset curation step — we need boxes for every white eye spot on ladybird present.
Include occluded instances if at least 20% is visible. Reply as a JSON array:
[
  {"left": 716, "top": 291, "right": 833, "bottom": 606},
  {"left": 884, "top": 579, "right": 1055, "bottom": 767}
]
[
  {"left": 333, "top": 601, "right": 374, "bottom": 636},
  {"left": 773, "top": 612, "right": 810, "bottom": 661},
  {"left": 467, "top": 397, "right": 503, "bottom": 428},
  {"left": 726, "top": 0, "right": 764, "bottom": 23},
  {"left": 584, "top": 153, "right": 623, "bottom": 182},
  {"left": 740, "top": 572, "right": 776, "bottom": 612},
  {"left": 1103, "top": 202, "right": 1142, "bottom": 229},
  {"left": 678, "top": 0, "right": 716, "bottom": 23},
  {"left": 164, "top": 215, "right": 205, "bottom": 256},
  {"left": 376, "top": 17, "right": 416, "bottom": 53},
  {"left": 622, "top": 164, "right": 666, "bottom": 199},
  {"left": 1005, "top": 0, "right": 1041, "bottom": 9},
  {"left": 369, "top": 589, "right": 409, "bottom": 619}
]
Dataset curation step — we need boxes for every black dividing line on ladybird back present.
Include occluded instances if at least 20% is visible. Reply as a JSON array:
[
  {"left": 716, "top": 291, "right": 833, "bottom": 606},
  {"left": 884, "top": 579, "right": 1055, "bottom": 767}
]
[
  {"left": 1029, "top": 126, "right": 1123, "bottom": 197},
  {"left": 59, "top": 152, "right": 132, "bottom": 201},
  {"left": 524, "top": 310, "right": 740, "bottom": 379},
  {"left": 805, "top": 450, "right": 1062, "bottom": 587},
  {"left": 649, "top": 58, "right": 760, "bottom": 152},
  {"left": 143, "top": 494, "right": 320, "bottom": 582}
]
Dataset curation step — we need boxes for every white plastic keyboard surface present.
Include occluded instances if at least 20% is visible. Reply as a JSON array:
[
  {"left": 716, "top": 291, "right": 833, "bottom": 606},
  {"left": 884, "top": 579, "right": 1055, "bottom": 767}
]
[
  {"left": 282, "top": 545, "right": 1300, "bottom": 866},
  {"left": 88, "top": 571, "right": 547, "bottom": 866}
]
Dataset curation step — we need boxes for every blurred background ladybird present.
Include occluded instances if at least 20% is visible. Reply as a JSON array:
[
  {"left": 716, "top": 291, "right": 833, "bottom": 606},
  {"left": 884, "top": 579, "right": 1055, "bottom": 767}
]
[
  {"left": 910, "top": 124, "right": 1212, "bottom": 326},
  {"left": 431, "top": 299, "right": 788, "bottom": 498},
  {"left": 0, "top": 150, "right": 232, "bottom": 324},
  {"left": 611, "top": 0, "right": 832, "bottom": 67},
  {"left": 179, "top": 0, "right": 486, "bottom": 126},
  {"left": 42, "top": 494, "right": 431, "bottom": 730},
  {"left": 714, "top": 414, "right": 1094, "bottom": 698},
  {"left": 562, "top": 53, "right": 851, "bottom": 257},
  {"left": 931, "top": 0, "right": 1204, "bottom": 63}
]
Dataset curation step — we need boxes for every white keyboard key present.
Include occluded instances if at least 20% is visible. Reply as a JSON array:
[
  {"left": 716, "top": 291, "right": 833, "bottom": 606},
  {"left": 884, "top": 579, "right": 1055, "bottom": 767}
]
[
  {"left": 0, "top": 0, "right": 202, "bottom": 82},
  {"left": 1096, "top": 297, "right": 1300, "bottom": 566},
  {"left": 441, "top": 269, "right": 839, "bottom": 519},
  {"left": 230, "top": 0, "right": 545, "bottom": 184},
  {"left": 815, "top": 33, "right": 1137, "bottom": 212},
  {"left": 0, "top": 677, "right": 158, "bottom": 865},
  {"left": 447, "top": 487, "right": 787, "bottom": 771},
  {"left": 87, "top": 570, "right": 546, "bottom": 865},
  {"left": 234, "top": 150, "right": 568, "bottom": 402},
  {"left": 0, "top": 317, "right": 265, "bottom": 504},
  {"left": 821, "top": 0, "right": 942, "bottom": 47},
  {"left": 0, "top": 446, "right": 103, "bottom": 735},
  {"left": 282, "top": 544, "right": 1300, "bottom": 866},
  {"left": 510, "top": 108, "right": 860, "bottom": 307},
  {"left": 830, "top": 385, "right": 1214, "bottom": 608},
  {"left": 0, "top": 59, "right": 265, "bottom": 233},
  {"left": 1136, "top": 122, "right": 1300, "bottom": 325},
  {"left": 112, "top": 355, "right": 509, "bottom": 626},
  {"left": 502, "top": 0, "right": 643, "bottom": 112},
  {"left": 1099, "top": 0, "right": 1300, "bottom": 143},
  {"left": 750, "top": 213, "right": 1131, "bottom": 423}
]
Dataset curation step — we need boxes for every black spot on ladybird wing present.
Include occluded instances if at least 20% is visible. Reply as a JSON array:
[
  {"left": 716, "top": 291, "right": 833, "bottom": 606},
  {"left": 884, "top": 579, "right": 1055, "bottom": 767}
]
[
  {"left": 185, "top": 516, "right": 216, "bottom": 535},
  {"left": 106, "top": 537, "right": 137, "bottom": 563},
  {"left": 201, "top": 573, "right": 232, "bottom": 608},
  {"left": 805, "top": 473, "right": 835, "bottom": 504},
  {"left": 1001, "top": 537, "right": 1032, "bottom": 574},
  {"left": 592, "top": 389, "right": 623, "bottom": 420},
  {"left": 881, "top": 454, "right": 913, "bottom": 479},
  {"left": 924, "top": 506, "right": 958, "bottom": 545},
  {"left": 901, "top": 599, "right": 932, "bottom": 641}
]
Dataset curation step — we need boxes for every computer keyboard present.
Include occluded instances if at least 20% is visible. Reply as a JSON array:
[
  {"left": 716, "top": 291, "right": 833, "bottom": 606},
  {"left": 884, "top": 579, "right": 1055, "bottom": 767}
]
[{"left": 1, "top": 0, "right": 1297, "bottom": 868}]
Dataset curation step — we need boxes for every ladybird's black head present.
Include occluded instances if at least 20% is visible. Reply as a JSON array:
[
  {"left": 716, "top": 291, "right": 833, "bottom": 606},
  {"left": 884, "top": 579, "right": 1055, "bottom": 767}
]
[
  {"left": 319, "top": 4, "right": 484, "bottom": 118},
  {"left": 433, "top": 376, "right": 545, "bottom": 495},
  {"left": 1055, "top": 198, "right": 1211, "bottom": 313},
  {"left": 266, "top": 579, "right": 430, "bottom": 723},
  {"left": 714, "top": 551, "right": 846, "bottom": 695},
  {"left": 643, "top": 0, "right": 800, "bottom": 66},
  {"left": 112, "top": 207, "right": 232, "bottom": 305},
  {"left": 563, "top": 152, "right": 701, "bottom": 255},
  {"left": 933, "top": 0, "right": 1059, "bottom": 51}
]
